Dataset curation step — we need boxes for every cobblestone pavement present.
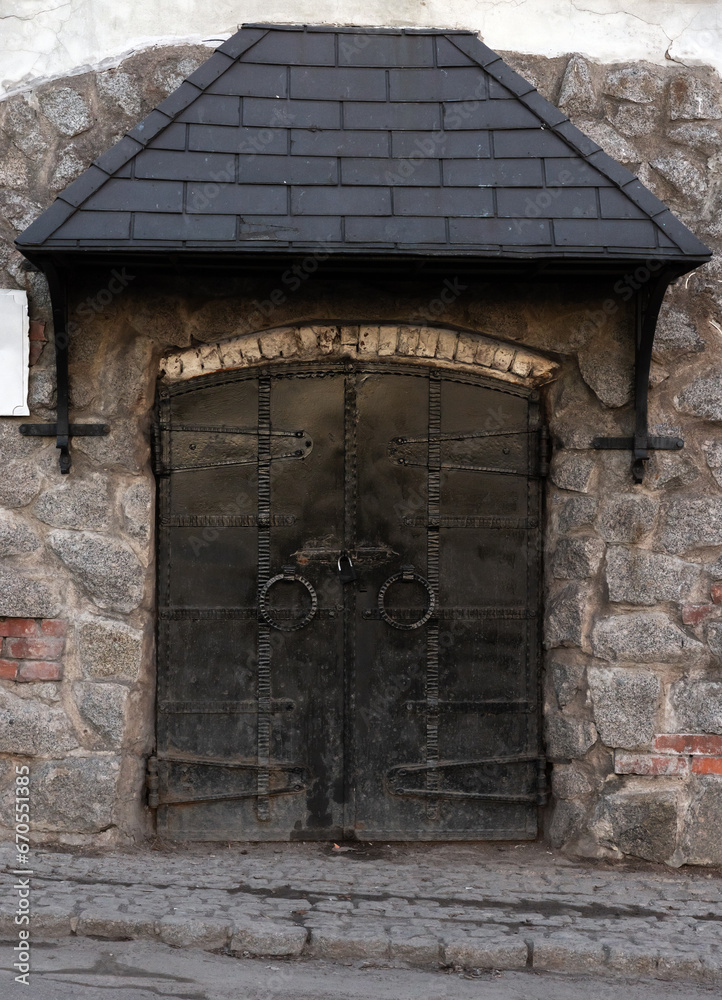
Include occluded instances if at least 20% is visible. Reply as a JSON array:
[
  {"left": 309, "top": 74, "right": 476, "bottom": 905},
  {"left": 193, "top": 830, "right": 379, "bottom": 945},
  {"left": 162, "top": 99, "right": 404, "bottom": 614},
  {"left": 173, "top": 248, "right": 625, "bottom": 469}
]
[{"left": 1, "top": 842, "right": 721, "bottom": 986}]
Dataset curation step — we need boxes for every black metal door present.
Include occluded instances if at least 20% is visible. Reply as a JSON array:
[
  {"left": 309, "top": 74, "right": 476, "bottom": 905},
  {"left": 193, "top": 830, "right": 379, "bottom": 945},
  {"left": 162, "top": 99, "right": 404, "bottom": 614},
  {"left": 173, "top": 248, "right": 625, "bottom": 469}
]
[{"left": 154, "top": 361, "right": 543, "bottom": 840}]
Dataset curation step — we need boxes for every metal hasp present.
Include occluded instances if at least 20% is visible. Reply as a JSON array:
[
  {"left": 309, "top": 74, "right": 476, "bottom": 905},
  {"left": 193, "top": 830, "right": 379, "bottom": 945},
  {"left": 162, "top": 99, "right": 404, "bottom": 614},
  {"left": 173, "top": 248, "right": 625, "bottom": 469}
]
[
  {"left": 17, "top": 263, "right": 109, "bottom": 473},
  {"left": 592, "top": 266, "right": 686, "bottom": 483}
]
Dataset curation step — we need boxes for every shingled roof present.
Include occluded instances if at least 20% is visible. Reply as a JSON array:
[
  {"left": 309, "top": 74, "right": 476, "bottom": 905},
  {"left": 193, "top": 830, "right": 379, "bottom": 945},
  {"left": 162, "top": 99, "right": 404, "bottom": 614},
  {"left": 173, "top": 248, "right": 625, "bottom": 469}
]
[{"left": 16, "top": 24, "right": 711, "bottom": 264}]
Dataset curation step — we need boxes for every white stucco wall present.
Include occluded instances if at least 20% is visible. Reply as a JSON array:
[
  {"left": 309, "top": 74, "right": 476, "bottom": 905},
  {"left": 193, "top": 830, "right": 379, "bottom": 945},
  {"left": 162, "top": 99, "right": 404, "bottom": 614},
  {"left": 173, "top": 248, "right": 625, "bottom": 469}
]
[{"left": 1, "top": 0, "right": 720, "bottom": 99}]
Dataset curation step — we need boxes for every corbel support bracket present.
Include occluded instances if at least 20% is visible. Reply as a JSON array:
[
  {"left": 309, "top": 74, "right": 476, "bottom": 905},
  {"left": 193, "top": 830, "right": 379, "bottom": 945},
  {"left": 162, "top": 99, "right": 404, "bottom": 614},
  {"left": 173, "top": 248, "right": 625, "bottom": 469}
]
[
  {"left": 18, "top": 263, "right": 108, "bottom": 473},
  {"left": 592, "top": 266, "right": 683, "bottom": 484}
]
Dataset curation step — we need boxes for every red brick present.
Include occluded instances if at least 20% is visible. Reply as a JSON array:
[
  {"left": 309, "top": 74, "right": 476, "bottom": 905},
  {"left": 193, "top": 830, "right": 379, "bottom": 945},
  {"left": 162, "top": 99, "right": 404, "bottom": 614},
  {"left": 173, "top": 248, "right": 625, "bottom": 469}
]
[
  {"left": 711, "top": 582, "right": 722, "bottom": 605},
  {"left": 16, "top": 661, "right": 63, "bottom": 682},
  {"left": 692, "top": 757, "right": 722, "bottom": 775},
  {"left": 40, "top": 619, "right": 68, "bottom": 637},
  {"left": 0, "top": 618, "right": 39, "bottom": 637},
  {"left": 614, "top": 752, "right": 689, "bottom": 776},
  {"left": 681, "top": 605, "right": 714, "bottom": 625},
  {"left": 5, "top": 637, "right": 65, "bottom": 660},
  {"left": 0, "top": 659, "right": 18, "bottom": 680},
  {"left": 654, "top": 734, "right": 722, "bottom": 756},
  {"left": 29, "top": 320, "right": 46, "bottom": 341}
]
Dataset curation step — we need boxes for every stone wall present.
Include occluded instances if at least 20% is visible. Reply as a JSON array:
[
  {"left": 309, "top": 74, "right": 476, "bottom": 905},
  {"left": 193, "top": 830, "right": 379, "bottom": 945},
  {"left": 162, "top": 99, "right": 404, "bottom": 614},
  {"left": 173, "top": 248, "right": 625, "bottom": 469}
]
[{"left": 0, "top": 45, "right": 721, "bottom": 860}]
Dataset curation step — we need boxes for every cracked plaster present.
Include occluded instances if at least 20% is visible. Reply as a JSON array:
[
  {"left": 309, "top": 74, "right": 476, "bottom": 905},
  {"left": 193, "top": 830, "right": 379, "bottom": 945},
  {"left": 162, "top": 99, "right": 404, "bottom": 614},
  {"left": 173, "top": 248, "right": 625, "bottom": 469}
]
[{"left": 1, "top": 1, "right": 721, "bottom": 99}]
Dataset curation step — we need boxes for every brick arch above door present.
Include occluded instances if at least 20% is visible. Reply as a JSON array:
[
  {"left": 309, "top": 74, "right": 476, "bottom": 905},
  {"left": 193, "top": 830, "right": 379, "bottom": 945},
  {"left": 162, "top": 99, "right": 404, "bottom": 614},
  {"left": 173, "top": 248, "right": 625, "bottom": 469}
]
[{"left": 160, "top": 323, "right": 559, "bottom": 388}]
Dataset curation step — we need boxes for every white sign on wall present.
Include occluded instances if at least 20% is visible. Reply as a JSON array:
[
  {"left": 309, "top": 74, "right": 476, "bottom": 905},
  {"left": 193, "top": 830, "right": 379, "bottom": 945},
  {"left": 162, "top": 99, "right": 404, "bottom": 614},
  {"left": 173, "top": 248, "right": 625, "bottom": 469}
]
[{"left": 0, "top": 290, "right": 30, "bottom": 417}]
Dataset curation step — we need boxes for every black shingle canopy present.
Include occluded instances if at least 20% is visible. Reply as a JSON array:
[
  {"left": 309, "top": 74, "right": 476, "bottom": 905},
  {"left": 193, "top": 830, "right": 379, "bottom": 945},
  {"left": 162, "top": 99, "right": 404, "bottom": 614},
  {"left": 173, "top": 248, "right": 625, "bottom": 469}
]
[{"left": 16, "top": 24, "right": 711, "bottom": 267}]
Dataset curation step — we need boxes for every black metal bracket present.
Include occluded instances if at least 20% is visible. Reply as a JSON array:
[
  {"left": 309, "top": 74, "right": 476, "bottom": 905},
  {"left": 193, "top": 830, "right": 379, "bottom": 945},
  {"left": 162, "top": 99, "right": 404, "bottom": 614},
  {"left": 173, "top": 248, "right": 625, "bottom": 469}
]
[
  {"left": 592, "top": 266, "right": 684, "bottom": 483},
  {"left": 17, "top": 262, "right": 109, "bottom": 473}
]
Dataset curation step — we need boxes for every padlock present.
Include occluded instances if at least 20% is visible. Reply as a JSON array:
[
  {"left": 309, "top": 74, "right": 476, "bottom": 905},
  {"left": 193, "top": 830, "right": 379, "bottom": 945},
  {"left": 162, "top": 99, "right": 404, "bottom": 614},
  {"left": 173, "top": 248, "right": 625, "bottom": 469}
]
[{"left": 338, "top": 551, "right": 357, "bottom": 584}]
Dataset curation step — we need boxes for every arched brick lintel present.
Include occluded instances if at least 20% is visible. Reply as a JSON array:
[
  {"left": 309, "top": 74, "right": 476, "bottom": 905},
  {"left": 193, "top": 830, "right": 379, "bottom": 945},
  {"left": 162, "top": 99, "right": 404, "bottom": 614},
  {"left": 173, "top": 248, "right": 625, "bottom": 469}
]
[{"left": 161, "top": 323, "right": 559, "bottom": 387}]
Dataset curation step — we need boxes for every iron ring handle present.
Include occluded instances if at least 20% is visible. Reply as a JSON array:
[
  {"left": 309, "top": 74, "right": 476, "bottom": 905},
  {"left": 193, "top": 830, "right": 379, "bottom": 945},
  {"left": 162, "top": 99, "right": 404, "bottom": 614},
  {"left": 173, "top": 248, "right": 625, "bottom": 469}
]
[
  {"left": 258, "top": 572, "right": 318, "bottom": 632},
  {"left": 377, "top": 568, "right": 436, "bottom": 631}
]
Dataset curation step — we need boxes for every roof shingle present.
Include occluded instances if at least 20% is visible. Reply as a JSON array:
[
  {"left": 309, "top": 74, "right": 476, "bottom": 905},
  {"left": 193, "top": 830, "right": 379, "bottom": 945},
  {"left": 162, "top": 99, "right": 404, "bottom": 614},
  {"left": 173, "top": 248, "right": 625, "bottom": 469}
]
[{"left": 15, "top": 24, "right": 711, "bottom": 263}]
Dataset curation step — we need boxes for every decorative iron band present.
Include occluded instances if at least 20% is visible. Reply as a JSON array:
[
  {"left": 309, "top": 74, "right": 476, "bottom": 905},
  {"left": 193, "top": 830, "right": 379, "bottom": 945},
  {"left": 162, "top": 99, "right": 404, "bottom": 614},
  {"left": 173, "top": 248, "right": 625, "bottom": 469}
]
[
  {"left": 402, "top": 700, "right": 535, "bottom": 714},
  {"left": 159, "top": 699, "right": 295, "bottom": 714},
  {"left": 159, "top": 606, "right": 341, "bottom": 620},
  {"left": 401, "top": 515, "right": 537, "bottom": 529},
  {"left": 362, "top": 606, "right": 536, "bottom": 621},
  {"left": 162, "top": 514, "right": 296, "bottom": 527}
]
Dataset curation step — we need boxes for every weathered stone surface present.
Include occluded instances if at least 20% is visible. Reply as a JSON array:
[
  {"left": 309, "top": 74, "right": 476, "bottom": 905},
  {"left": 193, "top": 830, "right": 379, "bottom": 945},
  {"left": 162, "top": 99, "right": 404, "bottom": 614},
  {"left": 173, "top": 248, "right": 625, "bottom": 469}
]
[
  {"left": 555, "top": 495, "right": 598, "bottom": 533},
  {"left": 75, "top": 417, "right": 146, "bottom": 472},
  {"left": 669, "top": 75, "right": 722, "bottom": 121},
  {"left": 596, "top": 494, "right": 657, "bottom": 543},
  {"left": 651, "top": 154, "right": 707, "bottom": 200},
  {"left": 0, "top": 190, "right": 43, "bottom": 232},
  {"left": 708, "top": 622, "right": 722, "bottom": 659},
  {"left": 681, "top": 778, "right": 722, "bottom": 866},
  {"left": 32, "top": 757, "right": 119, "bottom": 833},
  {"left": 121, "top": 479, "right": 153, "bottom": 542},
  {"left": 587, "top": 667, "right": 660, "bottom": 747},
  {"left": 96, "top": 69, "right": 142, "bottom": 117},
  {"left": 0, "top": 686, "right": 78, "bottom": 756},
  {"left": 0, "top": 510, "right": 39, "bottom": 555},
  {"left": 545, "top": 710, "right": 597, "bottom": 759},
  {"left": 654, "top": 308, "right": 704, "bottom": 353},
  {"left": 0, "top": 568, "right": 59, "bottom": 617},
  {"left": 549, "top": 657, "right": 586, "bottom": 708},
  {"left": 259, "top": 327, "right": 298, "bottom": 360},
  {"left": 667, "top": 122, "right": 722, "bottom": 155},
  {"left": 443, "top": 936, "right": 528, "bottom": 970},
  {"left": 704, "top": 441, "right": 722, "bottom": 489},
  {"left": 34, "top": 474, "right": 111, "bottom": 530},
  {"left": 551, "top": 536, "right": 605, "bottom": 579},
  {"left": 578, "top": 325, "right": 634, "bottom": 408},
  {"left": 151, "top": 54, "right": 204, "bottom": 95},
  {"left": 230, "top": 921, "right": 308, "bottom": 957},
  {"left": 606, "top": 546, "right": 699, "bottom": 605},
  {"left": 549, "top": 799, "right": 588, "bottom": 849},
  {"left": 50, "top": 146, "right": 86, "bottom": 192},
  {"left": 578, "top": 120, "right": 637, "bottom": 163},
  {"left": 592, "top": 612, "right": 701, "bottom": 662},
  {"left": 605, "top": 66, "right": 663, "bottom": 104},
  {"left": 28, "top": 368, "right": 56, "bottom": 408},
  {"left": 602, "top": 789, "right": 678, "bottom": 862},
  {"left": 552, "top": 763, "right": 593, "bottom": 799},
  {"left": 669, "top": 680, "right": 722, "bottom": 735},
  {"left": 645, "top": 452, "right": 700, "bottom": 491},
  {"left": 661, "top": 497, "right": 722, "bottom": 554},
  {"left": 675, "top": 375, "right": 722, "bottom": 422},
  {"left": 77, "top": 618, "right": 143, "bottom": 679},
  {"left": 158, "top": 916, "right": 231, "bottom": 950},
  {"left": 2, "top": 94, "right": 52, "bottom": 156},
  {"left": 550, "top": 453, "right": 595, "bottom": 493},
  {"left": 545, "top": 583, "right": 590, "bottom": 648},
  {"left": 38, "top": 87, "right": 92, "bottom": 136},
  {"left": 48, "top": 531, "right": 145, "bottom": 612},
  {"left": 74, "top": 682, "right": 129, "bottom": 748},
  {"left": 558, "top": 56, "right": 597, "bottom": 115},
  {"left": 608, "top": 103, "right": 658, "bottom": 137}
]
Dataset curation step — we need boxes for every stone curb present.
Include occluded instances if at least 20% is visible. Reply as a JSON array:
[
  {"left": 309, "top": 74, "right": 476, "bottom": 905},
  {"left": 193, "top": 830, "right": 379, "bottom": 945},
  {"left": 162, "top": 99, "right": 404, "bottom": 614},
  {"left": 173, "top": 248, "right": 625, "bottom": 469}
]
[{"left": 2, "top": 906, "right": 721, "bottom": 984}]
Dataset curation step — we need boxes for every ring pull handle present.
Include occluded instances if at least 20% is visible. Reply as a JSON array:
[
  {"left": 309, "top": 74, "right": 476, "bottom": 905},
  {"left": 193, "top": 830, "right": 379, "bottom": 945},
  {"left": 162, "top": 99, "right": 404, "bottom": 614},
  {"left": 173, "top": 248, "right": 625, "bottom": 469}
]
[
  {"left": 338, "top": 551, "right": 357, "bottom": 585},
  {"left": 377, "top": 567, "right": 436, "bottom": 630}
]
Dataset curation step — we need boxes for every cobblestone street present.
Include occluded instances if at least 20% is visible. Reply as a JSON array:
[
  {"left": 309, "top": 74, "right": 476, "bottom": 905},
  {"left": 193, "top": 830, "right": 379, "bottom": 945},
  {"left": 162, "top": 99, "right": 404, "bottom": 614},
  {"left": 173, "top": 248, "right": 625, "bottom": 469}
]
[{"left": 2, "top": 841, "right": 720, "bottom": 988}]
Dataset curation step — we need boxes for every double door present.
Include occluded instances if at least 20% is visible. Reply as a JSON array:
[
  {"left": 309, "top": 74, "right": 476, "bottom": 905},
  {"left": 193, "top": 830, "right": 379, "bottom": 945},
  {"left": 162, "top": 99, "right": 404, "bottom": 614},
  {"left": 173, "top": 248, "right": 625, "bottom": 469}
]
[{"left": 154, "top": 361, "right": 543, "bottom": 840}]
